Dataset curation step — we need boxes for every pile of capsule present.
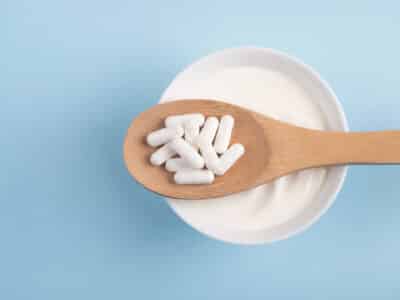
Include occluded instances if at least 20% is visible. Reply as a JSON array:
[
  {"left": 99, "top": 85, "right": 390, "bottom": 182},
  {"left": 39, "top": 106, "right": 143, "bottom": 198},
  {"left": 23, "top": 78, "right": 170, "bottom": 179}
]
[{"left": 146, "top": 113, "right": 245, "bottom": 184}]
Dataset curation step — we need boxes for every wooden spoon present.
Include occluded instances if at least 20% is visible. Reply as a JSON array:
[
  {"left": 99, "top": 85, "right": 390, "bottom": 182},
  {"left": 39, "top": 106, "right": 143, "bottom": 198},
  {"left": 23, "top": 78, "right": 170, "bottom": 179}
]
[{"left": 124, "top": 99, "right": 400, "bottom": 200}]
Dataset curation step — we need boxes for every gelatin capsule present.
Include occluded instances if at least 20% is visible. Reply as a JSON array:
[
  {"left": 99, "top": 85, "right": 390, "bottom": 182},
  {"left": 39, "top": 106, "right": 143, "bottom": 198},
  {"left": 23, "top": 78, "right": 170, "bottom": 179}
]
[
  {"left": 174, "top": 170, "right": 215, "bottom": 185},
  {"left": 146, "top": 126, "right": 183, "bottom": 147},
  {"left": 169, "top": 138, "right": 205, "bottom": 169},
  {"left": 214, "top": 115, "right": 234, "bottom": 154}
]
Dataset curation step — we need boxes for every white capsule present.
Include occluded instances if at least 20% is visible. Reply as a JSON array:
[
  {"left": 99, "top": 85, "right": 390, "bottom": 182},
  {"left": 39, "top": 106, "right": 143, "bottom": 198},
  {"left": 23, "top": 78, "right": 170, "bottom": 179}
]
[
  {"left": 215, "top": 143, "right": 245, "bottom": 175},
  {"left": 214, "top": 115, "right": 234, "bottom": 154},
  {"left": 165, "top": 114, "right": 205, "bottom": 128},
  {"left": 183, "top": 120, "right": 201, "bottom": 147},
  {"left": 174, "top": 170, "right": 215, "bottom": 185},
  {"left": 146, "top": 126, "right": 184, "bottom": 147},
  {"left": 150, "top": 143, "right": 176, "bottom": 166},
  {"left": 199, "top": 143, "right": 220, "bottom": 174},
  {"left": 165, "top": 158, "right": 192, "bottom": 172},
  {"left": 195, "top": 116, "right": 219, "bottom": 147},
  {"left": 169, "top": 138, "right": 205, "bottom": 169}
]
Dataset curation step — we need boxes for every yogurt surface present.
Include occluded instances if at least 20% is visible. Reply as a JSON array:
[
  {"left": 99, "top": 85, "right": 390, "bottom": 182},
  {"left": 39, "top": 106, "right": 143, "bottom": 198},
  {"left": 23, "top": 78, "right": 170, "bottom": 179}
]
[{"left": 165, "top": 66, "right": 329, "bottom": 232}]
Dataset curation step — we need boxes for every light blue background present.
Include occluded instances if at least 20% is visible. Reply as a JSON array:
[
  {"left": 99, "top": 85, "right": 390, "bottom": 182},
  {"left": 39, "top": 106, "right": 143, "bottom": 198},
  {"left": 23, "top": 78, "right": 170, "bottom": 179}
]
[{"left": 2, "top": 1, "right": 400, "bottom": 299}]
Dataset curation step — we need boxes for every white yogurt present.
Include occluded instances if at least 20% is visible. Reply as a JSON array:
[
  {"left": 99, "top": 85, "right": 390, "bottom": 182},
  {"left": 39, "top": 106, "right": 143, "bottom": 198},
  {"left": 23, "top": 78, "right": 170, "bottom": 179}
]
[{"left": 168, "top": 67, "right": 329, "bottom": 230}]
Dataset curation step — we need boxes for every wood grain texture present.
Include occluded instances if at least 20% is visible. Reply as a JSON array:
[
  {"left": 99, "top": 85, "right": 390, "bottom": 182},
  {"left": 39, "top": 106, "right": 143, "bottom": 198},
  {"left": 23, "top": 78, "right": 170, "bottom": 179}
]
[{"left": 124, "top": 99, "right": 400, "bottom": 199}]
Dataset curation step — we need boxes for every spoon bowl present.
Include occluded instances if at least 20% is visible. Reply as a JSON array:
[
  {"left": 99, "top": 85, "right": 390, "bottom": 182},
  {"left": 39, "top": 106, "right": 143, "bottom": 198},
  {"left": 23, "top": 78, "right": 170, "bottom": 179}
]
[{"left": 124, "top": 99, "right": 268, "bottom": 199}]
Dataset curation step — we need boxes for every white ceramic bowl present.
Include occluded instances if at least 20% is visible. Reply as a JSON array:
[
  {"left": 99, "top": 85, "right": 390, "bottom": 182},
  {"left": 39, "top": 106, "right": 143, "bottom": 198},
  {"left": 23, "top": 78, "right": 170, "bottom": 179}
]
[{"left": 160, "top": 47, "right": 348, "bottom": 244}]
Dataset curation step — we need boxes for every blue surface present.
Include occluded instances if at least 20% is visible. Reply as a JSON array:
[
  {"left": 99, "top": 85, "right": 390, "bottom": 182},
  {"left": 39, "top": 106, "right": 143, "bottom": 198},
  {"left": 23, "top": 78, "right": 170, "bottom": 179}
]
[{"left": 2, "top": 1, "right": 400, "bottom": 298}]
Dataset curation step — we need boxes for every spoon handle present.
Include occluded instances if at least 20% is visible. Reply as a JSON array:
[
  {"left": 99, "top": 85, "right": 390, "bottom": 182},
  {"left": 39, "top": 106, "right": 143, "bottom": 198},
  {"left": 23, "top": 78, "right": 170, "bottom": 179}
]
[{"left": 305, "top": 131, "right": 400, "bottom": 166}]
